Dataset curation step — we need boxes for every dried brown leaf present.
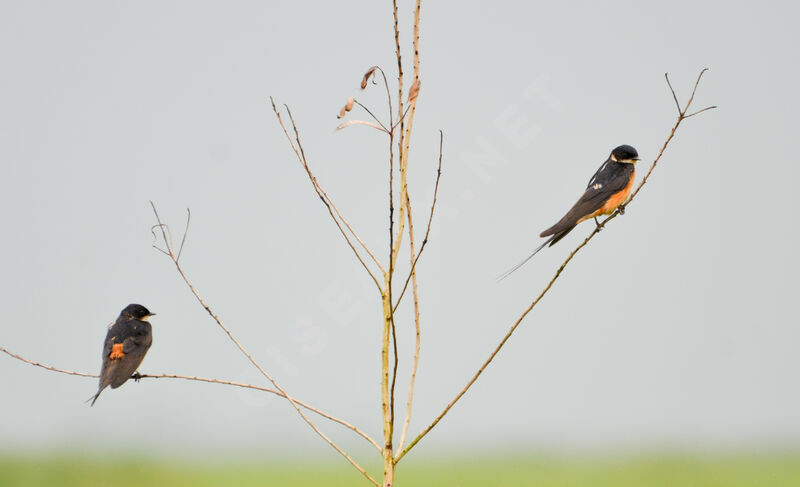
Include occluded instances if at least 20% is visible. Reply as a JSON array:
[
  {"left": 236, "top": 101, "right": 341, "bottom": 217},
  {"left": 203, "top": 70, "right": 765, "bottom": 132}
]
[
  {"left": 408, "top": 79, "right": 421, "bottom": 103},
  {"left": 361, "top": 66, "right": 379, "bottom": 90},
  {"left": 337, "top": 97, "right": 356, "bottom": 119}
]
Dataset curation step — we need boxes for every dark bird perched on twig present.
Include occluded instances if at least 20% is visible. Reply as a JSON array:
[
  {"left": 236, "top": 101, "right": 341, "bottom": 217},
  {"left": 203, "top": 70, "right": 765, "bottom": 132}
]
[
  {"left": 501, "top": 145, "right": 639, "bottom": 279},
  {"left": 89, "top": 304, "right": 154, "bottom": 406}
]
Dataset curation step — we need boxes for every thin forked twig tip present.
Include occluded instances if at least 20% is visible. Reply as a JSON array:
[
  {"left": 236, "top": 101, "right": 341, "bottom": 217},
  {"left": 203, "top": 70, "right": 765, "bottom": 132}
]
[{"left": 684, "top": 105, "right": 718, "bottom": 119}]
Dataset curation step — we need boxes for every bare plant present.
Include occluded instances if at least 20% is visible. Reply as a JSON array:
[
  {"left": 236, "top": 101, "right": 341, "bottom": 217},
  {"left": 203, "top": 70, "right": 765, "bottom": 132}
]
[{"left": 1, "top": 2, "right": 715, "bottom": 486}]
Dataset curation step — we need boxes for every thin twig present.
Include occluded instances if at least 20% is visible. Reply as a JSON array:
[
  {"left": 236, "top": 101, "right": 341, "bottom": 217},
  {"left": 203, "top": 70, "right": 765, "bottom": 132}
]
[
  {"left": 683, "top": 68, "right": 709, "bottom": 114},
  {"left": 0, "top": 345, "right": 381, "bottom": 452},
  {"left": 393, "top": 0, "right": 405, "bottom": 127},
  {"left": 390, "top": 105, "right": 412, "bottom": 132},
  {"left": 384, "top": 0, "right": 422, "bottom": 468},
  {"left": 138, "top": 373, "right": 381, "bottom": 452},
  {"left": 281, "top": 101, "right": 387, "bottom": 279},
  {"left": 684, "top": 105, "right": 717, "bottom": 118},
  {"left": 150, "top": 202, "right": 379, "bottom": 486},
  {"left": 393, "top": 130, "right": 443, "bottom": 313},
  {"left": 377, "top": 4, "right": 405, "bottom": 484},
  {"left": 395, "top": 69, "right": 715, "bottom": 463},
  {"left": 665, "top": 73, "right": 681, "bottom": 114},
  {"left": 1, "top": 346, "right": 96, "bottom": 378},
  {"left": 375, "top": 66, "right": 394, "bottom": 129},
  {"left": 389, "top": 301, "right": 399, "bottom": 443},
  {"left": 386, "top": 68, "right": 398, "bottom": 469},
  {"left": 351, "top": 99, "right": 390, "bottom": 133},
  {"left": 270, "top": 98, "right": 386, "bottom": 289},
  {"left": 176, "top": 208, "right": 191, "bottom": 262},
  {"left": 395, "top": 130, "right": 442, "bottom": 455}
]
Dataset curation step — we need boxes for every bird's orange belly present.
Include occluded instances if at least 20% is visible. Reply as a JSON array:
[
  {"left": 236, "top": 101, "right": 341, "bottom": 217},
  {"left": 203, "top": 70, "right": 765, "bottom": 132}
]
[{"left": 579, "top": 173, "right": 635, "bottom": 223}]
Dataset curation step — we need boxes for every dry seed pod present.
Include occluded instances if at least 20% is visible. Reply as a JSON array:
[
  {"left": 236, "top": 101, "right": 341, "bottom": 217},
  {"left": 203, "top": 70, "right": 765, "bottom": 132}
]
[
  {"left": 361, "top": 66, "right": 379, "bottom": 90},
  {"left": 337, "top": 97, "right": 356, "bottom": 119}
]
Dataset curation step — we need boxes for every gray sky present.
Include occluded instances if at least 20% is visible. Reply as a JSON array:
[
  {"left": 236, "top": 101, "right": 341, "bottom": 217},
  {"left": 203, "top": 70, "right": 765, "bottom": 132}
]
[{"left": 1, "top": 0, "right": 798, "bottom": 461}]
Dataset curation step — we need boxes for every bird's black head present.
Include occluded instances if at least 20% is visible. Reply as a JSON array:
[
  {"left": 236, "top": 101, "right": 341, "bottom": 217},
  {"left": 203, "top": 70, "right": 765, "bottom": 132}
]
[
  {"left": 610, "top": 145, "right": 639, "bottom": 163},
  {"left": 120, "top": 304, "right": 154, "bottom": 321}
]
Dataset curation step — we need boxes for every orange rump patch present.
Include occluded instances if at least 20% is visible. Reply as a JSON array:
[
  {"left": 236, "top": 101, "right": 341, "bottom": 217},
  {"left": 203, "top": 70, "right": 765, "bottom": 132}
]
[{"left": 109, "top": 343, "right": 125, "bottom": 360}]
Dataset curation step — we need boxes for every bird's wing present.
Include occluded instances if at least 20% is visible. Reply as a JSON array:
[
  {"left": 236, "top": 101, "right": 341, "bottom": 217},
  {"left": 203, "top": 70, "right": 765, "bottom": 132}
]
[
  {"left": 118, "top": 321, "right": 152, "bottom": 353},
  {"left": 98, "top": 324, "right": 117, "bottom": 375},
  {"left": 109, "top": 322, "right": 152, "bottom": 388},
  {"left": 540, "top": 165, "right": 632, "bottom": 237}
]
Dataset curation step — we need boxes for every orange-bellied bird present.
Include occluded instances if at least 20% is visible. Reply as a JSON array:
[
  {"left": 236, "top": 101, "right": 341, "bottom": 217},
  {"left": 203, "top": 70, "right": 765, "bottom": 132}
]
[
  {"left": 89, "top": 304, "right": 154, "bottom": 406},
  {"left": 501, "top": 144, "right": 639, "bottom": 278}
]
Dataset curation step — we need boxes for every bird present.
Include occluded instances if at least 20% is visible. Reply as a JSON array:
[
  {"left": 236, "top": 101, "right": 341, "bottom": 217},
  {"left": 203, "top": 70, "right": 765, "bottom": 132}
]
[
  {"left": 89, "top": 304, "right": 154, "bottom": 406},
  {"left": 500, "top": 144, "right": 639, "bottom": 279}
]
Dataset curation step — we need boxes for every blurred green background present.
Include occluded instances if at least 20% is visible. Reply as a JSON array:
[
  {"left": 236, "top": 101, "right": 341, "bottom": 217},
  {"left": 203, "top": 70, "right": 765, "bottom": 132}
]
[{"left": 2, "top": 453, "right": 800, "bottom": 487}]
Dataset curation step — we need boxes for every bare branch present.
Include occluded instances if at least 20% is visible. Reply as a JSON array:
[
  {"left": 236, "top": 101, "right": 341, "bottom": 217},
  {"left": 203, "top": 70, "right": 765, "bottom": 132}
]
[
  {"left": 684, "top": 105, "right": 717, "bottom": 119},
  {"left": 628, "top": 72, "right": 715, "bottom": 203},
  {"left": 390, "top": 105, "right": 412, "bottom": 132},
  {"left": 665, "top": 72, "right": 681, "bottom": 114},
  {"left": 393, "top": 0, "right": 404, "bottom": 125},
  {"left": 150, "top": 204, "right": 378, "bottom": 485},
  {"left": 176, "top": 208, "right": 191, "bottom": 263},
  {"left": 1, "top": 346, "right": 96, "bottom": 378},
  {"left": 389, "top": 306, "right": 399, "bottom": 446},
  {"left": 395, "top": 68, "right": 715, "bottom": 463},
  {"left": 270, "top": 98, "right": 386, "bottom": 289},
  {"left": 138, "top": 373, "right": 381, "bottom": 452},
  {"left": 395, "top": 130, "right": 442, "bottom": 455},
  {"left": 0, "top": 345, "right": 381, "bottom": 452},
  {"left": 683, "top": 67, "right": 709, "bottom": 115},
  {"left": 393, "top": 130, "right": 443, "bottom": 312},
  {"left": 350, "top": 99, "right": 390, "bottom": 133},
  {"left": 376, "top": 66, "right": 394, "bottom": 129}
]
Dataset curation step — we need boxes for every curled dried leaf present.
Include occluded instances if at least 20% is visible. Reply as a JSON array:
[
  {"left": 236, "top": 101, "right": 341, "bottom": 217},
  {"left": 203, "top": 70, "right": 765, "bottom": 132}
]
[
  {"left": 361, "top": 66, "right": 379, "bottom": 90},
  {"left": 408, "top": 79, "right": 421, "bottom": 103},
  {"left": 337, "top": 97, "right": 356, "bottom": 119}
]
